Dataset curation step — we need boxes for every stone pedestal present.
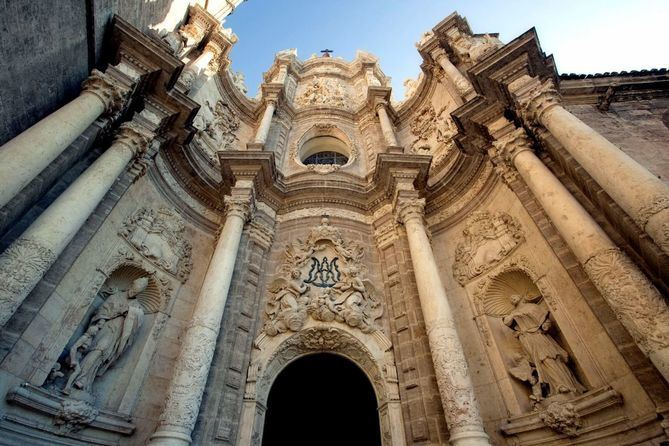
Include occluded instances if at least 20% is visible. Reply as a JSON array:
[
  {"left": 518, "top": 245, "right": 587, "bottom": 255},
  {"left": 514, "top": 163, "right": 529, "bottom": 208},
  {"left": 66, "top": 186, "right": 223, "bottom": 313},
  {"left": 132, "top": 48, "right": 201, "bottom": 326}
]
[
  {"left": 0, "top": 69, "right": 129, "bottom": 209},
  {"left": 490, "top": 124, "right": 669, "bottom": 382},
  {"left": 509, "top": 75, "right": 669, "bottom": 256},
  {"left": 149, "top": 188, "right": 255, "bottom": 446},
  {"left": 394, "top": 194, "right": 490, "bottom": 446},
  {"left": 0, "top": 122, "right": 153, "bottom": 328}
]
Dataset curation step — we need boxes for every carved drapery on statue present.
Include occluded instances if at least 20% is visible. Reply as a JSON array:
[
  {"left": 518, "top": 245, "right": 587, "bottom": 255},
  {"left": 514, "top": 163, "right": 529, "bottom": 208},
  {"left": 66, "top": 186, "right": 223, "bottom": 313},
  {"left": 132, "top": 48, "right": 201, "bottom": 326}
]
[
  {"left": 263, "top": 218, "right": 383, "bottom": 336},
  {"left": 409, "top": 104, "right": 457, "bottom": 169},
  {"left": 479, "top": 269, "right": 585, "bottom": 407},
  {"left": 453, "top": 211, "right": 524, "bottom": 284},
  {"left": 193, "top": 100, "right": 240, "bottom": 158},
  {"left": 119, "top": 207, "right": 193, "bottom": 283}
]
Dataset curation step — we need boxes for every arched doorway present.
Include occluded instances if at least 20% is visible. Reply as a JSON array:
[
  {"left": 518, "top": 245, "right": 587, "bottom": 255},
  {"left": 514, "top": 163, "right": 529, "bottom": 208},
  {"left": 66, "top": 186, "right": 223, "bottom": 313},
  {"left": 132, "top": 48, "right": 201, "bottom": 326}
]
[{"left": 261, "top": 353, "right": 382, "bottom": 446}]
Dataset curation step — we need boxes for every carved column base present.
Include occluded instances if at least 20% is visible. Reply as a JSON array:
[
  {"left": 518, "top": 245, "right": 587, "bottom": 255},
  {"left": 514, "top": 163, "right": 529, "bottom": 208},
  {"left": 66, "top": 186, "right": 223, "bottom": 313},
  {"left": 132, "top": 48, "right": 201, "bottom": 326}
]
[{"left": 583, "top": 248, "right": 669, "bottom": 381}]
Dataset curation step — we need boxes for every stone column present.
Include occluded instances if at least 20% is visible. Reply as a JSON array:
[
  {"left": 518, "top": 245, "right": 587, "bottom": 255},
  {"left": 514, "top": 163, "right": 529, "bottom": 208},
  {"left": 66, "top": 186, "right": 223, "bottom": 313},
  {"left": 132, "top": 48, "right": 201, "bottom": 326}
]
[
  {"left": 491, "top": 125, "right": 669, "bottom": 381},
  {"left": 394, "top": 195, "right": 490, "bottom": 446},
  {"left": 509, "top": 75, "right": 669, "bottom": 256},
  {"left": 0, "top": 69, "right": 129, "bottom": 209},
  {"left": 431, "top": 47, "right": 475, "bottom": 100},
  {"left": 0, "top": 122, "right": 153, "bottom": 327},
  {"left": 376, "top": 101, "right": 399, "bottom": 148},
  {"left": 253, "top": 99, "right": 277, "bottom": 145},
  {"left": 179, "top": 40, "right": 222, "bottom": 90},
  {"left": 149, "top": 187, "right": 254, "bottom": 446}
]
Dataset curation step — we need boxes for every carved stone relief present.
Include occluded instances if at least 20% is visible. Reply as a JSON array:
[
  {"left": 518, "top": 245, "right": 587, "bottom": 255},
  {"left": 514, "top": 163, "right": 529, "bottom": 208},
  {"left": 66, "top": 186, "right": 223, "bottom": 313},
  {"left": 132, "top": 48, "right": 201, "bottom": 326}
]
[
  {"left": 409, "top": 104, "right": 457, "bottom": 169},
  {"left": 119, "top": 207, "right": 193, "bottom": 282},
  {"left": 192, "top": 100, "right": 240, "bottom": 163},
  {"left": 448, "top": 28, "right": 503, "bottom": 64},
  {"left": 453, "top": 211, "right": 524, "bottom": 284},
  {"left": 263, "top": 218, "right": 383, "bottom": 335},
  {"left": 295, "top": 77, "right": 348, "bottom": 109}
]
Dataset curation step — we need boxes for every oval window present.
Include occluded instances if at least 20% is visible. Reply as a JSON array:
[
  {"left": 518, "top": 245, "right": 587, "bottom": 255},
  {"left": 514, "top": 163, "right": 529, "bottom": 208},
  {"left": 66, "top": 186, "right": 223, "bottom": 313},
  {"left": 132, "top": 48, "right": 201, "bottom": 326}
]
[{"left": 303, "top": 151, "right": 349, "bottom": 165}]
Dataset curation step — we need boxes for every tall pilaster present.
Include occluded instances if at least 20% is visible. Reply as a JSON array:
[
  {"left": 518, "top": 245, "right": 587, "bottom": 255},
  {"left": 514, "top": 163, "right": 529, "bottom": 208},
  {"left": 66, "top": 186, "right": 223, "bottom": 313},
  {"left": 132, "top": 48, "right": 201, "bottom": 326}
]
[
  {"left": 0, "top": 121, "right": 153, "bottom": 327},
  {"left": 509, "top": 74, "right": 669, "bottom": 256},
  {"left": 149, "top": 186, "right": 255, "bottom": 446},
  {"left": 0, "top": 69, "right": 130, "bottom": 209},
  {"left": 489, "top": 123, "right": 669, "bottom": 381},
  {"left": 394, "top": 192, "right": 490, "bottom": 446}
]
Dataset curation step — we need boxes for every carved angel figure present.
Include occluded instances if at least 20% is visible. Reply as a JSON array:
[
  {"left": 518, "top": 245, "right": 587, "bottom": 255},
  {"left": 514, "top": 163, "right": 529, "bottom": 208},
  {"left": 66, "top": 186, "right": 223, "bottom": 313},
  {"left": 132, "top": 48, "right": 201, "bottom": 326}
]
[
  {"left": 63, "top": 277, "right": 148, "bottom": 394},
  {"left": 503, "top": 294, "right": 585, "bottom": 399},
  {"left": 328, "top": 266, "right": 382, "bottom": 333},
  {"left": 264, "top": 270, "right": 310, "bottom": 336}
]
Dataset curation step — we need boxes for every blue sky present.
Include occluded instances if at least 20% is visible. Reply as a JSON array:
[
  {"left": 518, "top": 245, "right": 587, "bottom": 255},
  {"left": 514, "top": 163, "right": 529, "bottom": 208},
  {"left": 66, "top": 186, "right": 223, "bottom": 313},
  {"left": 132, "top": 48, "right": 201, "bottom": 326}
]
[{"left": 224, "top": 0, "right": 668, "bottom": 98}]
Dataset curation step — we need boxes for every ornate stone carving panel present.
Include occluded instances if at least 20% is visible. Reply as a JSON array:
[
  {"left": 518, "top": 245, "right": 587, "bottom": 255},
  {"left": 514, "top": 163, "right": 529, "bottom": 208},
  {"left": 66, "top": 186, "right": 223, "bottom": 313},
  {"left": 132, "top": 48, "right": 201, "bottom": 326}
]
[
  {"left": 453, "top": 211, "right": 524, "bottom": 284},
  {"left": 119, "top": 207, "right": 193, "bottom": 283}
]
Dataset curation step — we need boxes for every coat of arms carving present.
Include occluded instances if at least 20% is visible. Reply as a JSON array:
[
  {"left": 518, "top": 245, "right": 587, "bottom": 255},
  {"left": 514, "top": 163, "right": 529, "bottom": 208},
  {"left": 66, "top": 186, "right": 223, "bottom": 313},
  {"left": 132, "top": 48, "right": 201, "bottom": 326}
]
[
  {"left": 452, "top": 211, "right": 524, "bottom": 284},
  {"left": 263, "top": 218, "right": 382, "bottom": 336},
  {"left": 119, "top": 207, "right": 193, "bottom": 282}
]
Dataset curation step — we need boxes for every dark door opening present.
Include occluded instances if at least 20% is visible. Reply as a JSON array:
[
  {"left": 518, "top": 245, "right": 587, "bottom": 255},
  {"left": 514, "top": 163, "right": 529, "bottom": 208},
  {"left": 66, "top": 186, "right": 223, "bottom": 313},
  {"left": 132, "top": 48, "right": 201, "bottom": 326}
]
[{"left": 262, "top": 353, "right": 382, "bottom": 446}]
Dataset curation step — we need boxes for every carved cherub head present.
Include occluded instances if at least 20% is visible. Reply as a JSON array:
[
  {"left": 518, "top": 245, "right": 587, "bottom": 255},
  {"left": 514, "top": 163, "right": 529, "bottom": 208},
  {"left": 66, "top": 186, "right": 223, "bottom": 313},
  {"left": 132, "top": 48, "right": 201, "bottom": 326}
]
[
  {"left": 509, "top": 294, "right": 523, "bottom": 307},
  {"left": 128, "top": 277, "right": 149, "bottom": 298},
  {"left": 290, "top": 269, "right": 301, "bottom": 280}
]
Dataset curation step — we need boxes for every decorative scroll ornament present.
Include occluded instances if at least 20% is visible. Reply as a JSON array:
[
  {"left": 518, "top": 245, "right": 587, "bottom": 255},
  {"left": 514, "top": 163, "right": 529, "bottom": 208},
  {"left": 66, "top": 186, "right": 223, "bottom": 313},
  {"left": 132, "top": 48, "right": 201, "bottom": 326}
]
[
  {"left": 263, "top": 218, "right": 383, "bottom": 336},
  {"left": 119, "top": 207, "right": 193, "bottom": 282},
  {"left": 295, "top": 77, "right": 347, "bottom": 109},
  {"left": 452, "top": 211, "right": 524, "bottom": 284}
]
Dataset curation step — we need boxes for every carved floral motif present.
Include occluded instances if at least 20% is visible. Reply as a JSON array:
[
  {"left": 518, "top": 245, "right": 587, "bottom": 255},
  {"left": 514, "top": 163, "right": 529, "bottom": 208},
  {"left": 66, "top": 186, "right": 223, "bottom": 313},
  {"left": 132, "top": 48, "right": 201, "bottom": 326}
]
[
  {"left": 0, "top": 238, "right": 57, "bottom": 326},
  {"left": 263, "top": 218, "right": 383, "bottom": 335},
  {"left": 452, "top": 211, "right": 524, "bottom": 284},
  {"left": 55, "top": 398, "right": 99, "bottom": 433},
  {"left": 119, "top": 207, "right": 193, "bottom": 283},
  {"left": 539, "top": 401, "right": 582, "bottom": 437}
]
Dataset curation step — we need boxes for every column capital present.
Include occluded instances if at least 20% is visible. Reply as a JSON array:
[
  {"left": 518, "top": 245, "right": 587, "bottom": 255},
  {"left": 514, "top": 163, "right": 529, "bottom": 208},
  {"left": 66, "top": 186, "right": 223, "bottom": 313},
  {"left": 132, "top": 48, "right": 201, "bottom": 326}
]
[
  {"left": 394, "top": 196, "right": 426, "bottom": 225},
  {"left": 81, "top": 69, "right": 130, "bottom": 115},
  {"left": 508, "top": 75, "right": 561, "bottom": 123},
  {"left": 113, "top": 121, "right": 155, "bottom": 158},
  {"left": 224, "top": 192, "right": 255, "bottom": 222},
  {"left": 490, "top": 127, "right": 534, "bottom": 165}
]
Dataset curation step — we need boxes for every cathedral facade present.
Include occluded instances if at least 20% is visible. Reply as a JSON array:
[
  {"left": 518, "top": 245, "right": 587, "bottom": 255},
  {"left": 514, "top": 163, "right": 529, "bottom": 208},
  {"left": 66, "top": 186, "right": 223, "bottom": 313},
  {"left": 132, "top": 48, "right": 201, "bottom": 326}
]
[{"left": 0, "top": 2, "right": 668, "bottom": 445}]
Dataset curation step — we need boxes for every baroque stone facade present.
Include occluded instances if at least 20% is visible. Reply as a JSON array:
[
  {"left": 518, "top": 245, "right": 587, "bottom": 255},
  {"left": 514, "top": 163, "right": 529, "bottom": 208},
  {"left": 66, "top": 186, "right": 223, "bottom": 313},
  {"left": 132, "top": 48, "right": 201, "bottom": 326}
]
[{"left": 0, "top": 4, "right": 668, "bottom": 446}]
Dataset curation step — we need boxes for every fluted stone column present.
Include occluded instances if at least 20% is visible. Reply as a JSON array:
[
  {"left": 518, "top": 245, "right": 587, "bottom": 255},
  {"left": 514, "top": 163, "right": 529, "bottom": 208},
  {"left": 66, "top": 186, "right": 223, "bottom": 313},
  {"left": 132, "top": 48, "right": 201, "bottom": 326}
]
[
  {"left": 509, "top": 75, "right": 669, "bottom": 256},
  {"left": 0, "top": 69, "right": 129, "bottom": 209},
  {"left": 149, "top": 188, "right": 254, "bottom": 446},
  {"left": 253, "top": 99, "right": 277, "bottom": 144},
  {"left": 0, "top": 122, "right": 153, "bottom": 327},
  {"left": 491, "top": 126, "right": 669, "bottom": 381},
  {"left": 395, "top": 195, "right": 490, "bottom": 446},
  {"left": 376, "top": 101, "right": 399, "bottom": 148},
  {"left": 431, "top": 47, "right": 475, "bottom": 100}
]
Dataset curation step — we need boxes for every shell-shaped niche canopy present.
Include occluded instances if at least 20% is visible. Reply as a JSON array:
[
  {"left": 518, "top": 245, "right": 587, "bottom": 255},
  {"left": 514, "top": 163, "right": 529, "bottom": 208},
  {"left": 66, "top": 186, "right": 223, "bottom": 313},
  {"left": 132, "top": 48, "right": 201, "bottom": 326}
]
[
  {"left": 102, "top": 264, "right": 163, "bottom": 314},
  {"left": 482, "top": 270, "right": 541, "bottom": 317}
]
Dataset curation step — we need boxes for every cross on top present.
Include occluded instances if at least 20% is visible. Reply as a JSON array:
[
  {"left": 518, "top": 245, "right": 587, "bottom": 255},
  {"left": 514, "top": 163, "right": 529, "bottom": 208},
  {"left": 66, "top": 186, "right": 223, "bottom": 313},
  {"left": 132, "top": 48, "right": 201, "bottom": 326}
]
[{"left": 320, "top": 49, "right": 333, "bottom": 57}]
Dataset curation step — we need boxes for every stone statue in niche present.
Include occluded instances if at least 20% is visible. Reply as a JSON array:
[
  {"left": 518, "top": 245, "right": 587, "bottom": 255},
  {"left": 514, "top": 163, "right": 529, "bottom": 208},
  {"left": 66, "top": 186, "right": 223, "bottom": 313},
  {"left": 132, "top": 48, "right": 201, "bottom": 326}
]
[
  {"left": 263, "top": 217, "right": 383, "bottom": 335},
  {"left": 63, "top": 277, "right": 149, "bottom": 395},
  {"left": 448, "top": 28, "right": 503, "bottom": 64},
  {"left": 453, "top": 211, "right": 524, "bottom": 284},
  {"left": 119, "top": 207, "right": 193, "bottom": 282},
  {"left": 409, "top": 104, "right": 457, "bottom": 168},
  {"left": 503, "top": 294, "right": 585, "bottom": 402}
]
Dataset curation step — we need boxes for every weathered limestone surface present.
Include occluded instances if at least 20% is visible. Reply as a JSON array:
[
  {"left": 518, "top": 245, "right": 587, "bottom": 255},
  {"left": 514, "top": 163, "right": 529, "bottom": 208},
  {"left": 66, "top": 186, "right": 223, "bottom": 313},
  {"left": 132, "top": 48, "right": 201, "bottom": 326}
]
[{"left": 0, "top": 7, "right": 668, "bottom": 446}]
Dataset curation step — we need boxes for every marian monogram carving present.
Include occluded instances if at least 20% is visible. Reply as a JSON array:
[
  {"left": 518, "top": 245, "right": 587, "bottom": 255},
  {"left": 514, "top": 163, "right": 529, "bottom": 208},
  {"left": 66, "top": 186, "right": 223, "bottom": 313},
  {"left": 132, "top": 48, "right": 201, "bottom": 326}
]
[
  {"left": 119, "top": 207, "right": 193, "bottom": 282},
  {"left": 452, "top": 211, "right": 524, "bottom": 284},
  {"left": 263, "top": 218, "right": 383, "bottom": 336}
]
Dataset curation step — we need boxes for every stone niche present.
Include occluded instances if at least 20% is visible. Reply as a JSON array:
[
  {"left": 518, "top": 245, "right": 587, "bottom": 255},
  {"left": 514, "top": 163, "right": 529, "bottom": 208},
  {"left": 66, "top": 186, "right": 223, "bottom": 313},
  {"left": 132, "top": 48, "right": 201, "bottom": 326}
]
[
  {"left": 471, "top": 259, "right": 628, "bottom": 445},
  {"left": 1, "top": 203, "right": 189, "bottom": 445}
]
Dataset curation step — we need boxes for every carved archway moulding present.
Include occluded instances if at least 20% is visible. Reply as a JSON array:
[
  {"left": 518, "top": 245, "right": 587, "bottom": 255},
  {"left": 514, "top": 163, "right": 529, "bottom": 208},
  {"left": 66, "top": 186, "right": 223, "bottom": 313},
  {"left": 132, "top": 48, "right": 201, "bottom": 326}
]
[{"left": 238, "top": 325, "right": 406, "bottom": 446}]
